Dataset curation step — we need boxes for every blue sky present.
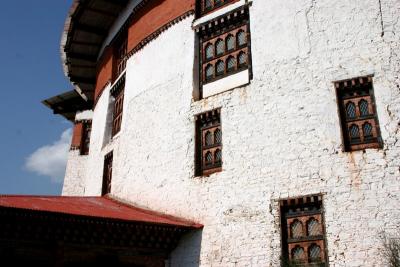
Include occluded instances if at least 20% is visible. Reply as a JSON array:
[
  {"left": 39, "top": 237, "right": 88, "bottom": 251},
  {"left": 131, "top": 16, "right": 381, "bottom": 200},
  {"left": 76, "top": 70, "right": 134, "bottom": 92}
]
[{"left": 0, "top": 0, "right": 74, "bottom": 195}]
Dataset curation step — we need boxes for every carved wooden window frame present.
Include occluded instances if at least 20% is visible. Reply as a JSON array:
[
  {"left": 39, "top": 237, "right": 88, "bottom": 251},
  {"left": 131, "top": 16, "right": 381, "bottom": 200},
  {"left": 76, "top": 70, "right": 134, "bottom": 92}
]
[
  {"left": 197, "top": 0, "right": 238, "bottom": 17},
  {"left": 111, "top": 75, "right": 125, "bottom": 137},
  {"left": 80, "top": 120, "right": 92, "bottom": 156},
  {"left": 102, "top": 152, "right": 113, "bottom": 196},
  {"left": 195, "top": 109, "right": 222, "bottom": 176},
  {"left": 198, "top": 7, "right": 252, "bottom": 97},
  {"left": 280, "top": 195, "right": 328, "bottom": 266},
  {"left": 113, "top": 31, "right": 128, "bottom": 82},
  {"left": 335, "top": 75, "right": 382, "bottom": 152}
]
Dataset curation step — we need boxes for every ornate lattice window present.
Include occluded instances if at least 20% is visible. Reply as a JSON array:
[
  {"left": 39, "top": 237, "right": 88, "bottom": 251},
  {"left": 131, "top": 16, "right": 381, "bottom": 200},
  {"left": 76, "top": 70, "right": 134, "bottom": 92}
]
[
  {"left": 102, "top": 152, "right": 113, "bottom": 196},
  {"left": 335, "top": 76, "right": 382, "bottom": 151},
  {"left": 198, "top": 0, "right": 237, "bottom": 17},
  {"left": 195, "top": 109, "right": 222, "bottom": 176},
  {"left": 111, "top": 75, "right": 125, "bottom": 137},
  {"left": 199, "top": 9, "right": 251, "bottom": 88},
  {"left": 280, "top": 195, "right": 327, "bottom": 266},
  {"left": 80, "top": 121, "right": 92, "bottom": 155}
]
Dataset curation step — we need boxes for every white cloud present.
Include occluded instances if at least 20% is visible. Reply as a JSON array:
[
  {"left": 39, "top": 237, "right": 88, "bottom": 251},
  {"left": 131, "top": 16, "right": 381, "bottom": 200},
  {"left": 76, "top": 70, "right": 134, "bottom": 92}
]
[{"left": 25, "top": 128, "right": 72, "bottom": 183}]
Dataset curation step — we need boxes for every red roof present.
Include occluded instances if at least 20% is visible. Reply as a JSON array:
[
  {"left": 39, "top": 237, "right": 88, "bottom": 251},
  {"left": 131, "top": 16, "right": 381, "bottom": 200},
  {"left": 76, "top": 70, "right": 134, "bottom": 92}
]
[{"left": 0, "top": 195, "right": 202, "bottom": 229}]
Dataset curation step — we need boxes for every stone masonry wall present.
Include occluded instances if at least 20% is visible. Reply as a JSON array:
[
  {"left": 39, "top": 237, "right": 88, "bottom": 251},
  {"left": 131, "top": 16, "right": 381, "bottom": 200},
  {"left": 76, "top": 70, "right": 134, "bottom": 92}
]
[{"left": 63, "top": 0, "right": 400, "bottom": 266}]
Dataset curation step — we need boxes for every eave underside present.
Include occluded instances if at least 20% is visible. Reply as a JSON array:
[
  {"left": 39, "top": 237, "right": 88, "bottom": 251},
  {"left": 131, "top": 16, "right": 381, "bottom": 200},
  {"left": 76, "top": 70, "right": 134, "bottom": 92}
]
[{"left": 62, "top": 0, "right": 131, "bottom": 101}]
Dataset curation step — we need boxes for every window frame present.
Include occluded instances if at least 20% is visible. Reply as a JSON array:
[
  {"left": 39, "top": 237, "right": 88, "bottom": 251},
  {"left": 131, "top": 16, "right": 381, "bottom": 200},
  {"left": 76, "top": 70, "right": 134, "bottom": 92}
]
[
  {"left": 200, "top": 21, "right": 251, "bottom": 84},
  {"left": 80, "top": 120, "right": 92, "bottom": 156},
  {"left": 197, "top": 0, "right": 238, "bottom": 17},
  {"left": 335, "top": 75, "right": 383, "bottom": 152},
  {"left": 280, "top": 195, "right": 328, "bottom": 266},
  {"left": 198, "top": 7, "right": 252, "bottom": 99},
  {"left": 195, "top": 109, "right": 222, "bottom": 176},
  {"left": 112, "top": 31, "right": 128, "bottom": 82},
  {"left": 111, "top": 75, "right": 125, "bottom": 137},
  {"left": 102, "top": 152, "right": 113, "bottom": 196}
]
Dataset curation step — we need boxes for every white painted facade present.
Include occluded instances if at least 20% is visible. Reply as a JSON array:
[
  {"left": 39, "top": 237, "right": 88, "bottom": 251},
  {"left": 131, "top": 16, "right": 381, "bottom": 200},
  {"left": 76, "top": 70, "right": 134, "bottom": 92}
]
[{"left": 62, "top": 0, "right": 400, "bottom": 266}]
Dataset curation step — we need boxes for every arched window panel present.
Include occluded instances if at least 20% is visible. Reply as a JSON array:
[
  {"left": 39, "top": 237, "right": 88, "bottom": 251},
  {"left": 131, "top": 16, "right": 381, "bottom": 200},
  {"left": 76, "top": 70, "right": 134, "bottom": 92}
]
[
  {"left": 307, "top": 218, "right": 320, "bottom": 236},
  {"left": 214, "top": 128, "right": 222, "bottom": 144},
  {"left": 363, "top": 122, "right": 373, "bottom": 138},
  {"left": 226, "top": 56, "right": 236, "bottom": 72},
  {"left": 205, "top": 151, "right": 213, "bottom": 165},
  {"left": 215, "top": 0, "right": 223, "bottom": 6},
  {"left": 346, "top": 102, "right": 356, "bottom": 119},
  {"left": 205, "top": 43, "right": 214, "bottom": 60},
  {"left": 205, "top": 131, "right": 213, "bottom": 146},
  {"left": 215, "top": 149, "right": 222, "bottom": 163},
  {"left": 237, "top": 30, "right": 246, "bottom": 47},
  {"left": 291, "top": 246, "right": 305, "bottom": 262},
  {"left": 359, "top": 99, "right": 369, "bottom": 116},
  {"left": 238, "top": 51, "right": 247, "bottom": 67},
  {"left": 226, "top": 34, "right": 235, "bottom": 51},
  {"left": 215, "top": 39, "right": 224, "bottom": 56},
  {"left": 308, "top": 244, "right": 322, "bottom": 262},
  {"left": 216, "top": 60, "right": 225, "bottom": 76},
  {"left": 290, "top": 220, "right": 303, "bottom": 238},
  {"left": 205, "top": 64, "right": 214, "bottom": 81},
  {"left": 349, "top": 124, "right": 360, "bottom": 141}
]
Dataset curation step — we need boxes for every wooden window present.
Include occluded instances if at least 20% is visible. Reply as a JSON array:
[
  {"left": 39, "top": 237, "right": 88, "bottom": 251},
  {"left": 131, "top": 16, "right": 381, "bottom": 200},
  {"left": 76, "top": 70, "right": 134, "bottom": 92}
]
[
  {"left": 199, "top": 8, "right": 251, "bottom": 87},
  {"left": 113, "top": 32, "right": 128, "bottom": 81},
  {"left": 102, "top": 152, "right": 113, "bottom": 196},
  {"left": 195, "top": 109, "right": 222, "bottom": 176},
  {"left": 335, "top": 76, "right": 382, "bottom": 151},
  {"left": 280, "top": 195, "right": 328, "bottom": 266},
  {"left": 80, "top": 121, "right": 92, "bottom": 155},
  {"left": 198, "top": 0, "right": 237, "bottom": 17},
  {"left": 111, "top": 76, "right": 125, "bottom": 137}
]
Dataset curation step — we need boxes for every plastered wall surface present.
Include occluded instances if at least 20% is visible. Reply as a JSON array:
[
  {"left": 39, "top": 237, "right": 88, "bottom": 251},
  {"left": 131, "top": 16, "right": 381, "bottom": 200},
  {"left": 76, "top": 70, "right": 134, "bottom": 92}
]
[{"left": 63, "top": 0, "right": 400, "bottom": 266}]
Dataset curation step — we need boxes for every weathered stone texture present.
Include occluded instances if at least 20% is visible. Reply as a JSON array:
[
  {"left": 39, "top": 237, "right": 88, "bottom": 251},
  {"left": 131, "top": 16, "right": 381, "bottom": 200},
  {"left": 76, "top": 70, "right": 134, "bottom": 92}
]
[{"left": 63, "top": 0, "right": 400, "bottom": 266}]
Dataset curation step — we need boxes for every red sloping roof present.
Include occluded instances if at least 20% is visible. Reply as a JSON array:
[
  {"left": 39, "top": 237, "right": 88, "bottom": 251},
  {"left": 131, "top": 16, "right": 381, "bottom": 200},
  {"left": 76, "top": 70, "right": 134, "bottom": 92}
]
[{"left": 0, "top": 195, "right": 202, "bottom": 229}]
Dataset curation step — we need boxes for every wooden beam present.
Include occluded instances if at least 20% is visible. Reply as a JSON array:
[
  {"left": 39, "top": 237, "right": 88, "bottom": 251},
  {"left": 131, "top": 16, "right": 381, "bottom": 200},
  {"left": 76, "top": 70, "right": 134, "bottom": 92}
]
[
  {"left": 69, "top": 40, "right": 101, "bottom": 47},
  {"left": 86, "top": 6, "right": 119, "bottom": 18},
  {"left": 74, "top": 22, "right": 108, "bottom": 36},
  {"left": 69, "top": 75, "right": 96, "bottom": 84},
  {"left": 102, "top": 0, "right": 128, "bottom": 7},
  {"left": 67, "top": 52, "right": 97, "bottom": 62}
]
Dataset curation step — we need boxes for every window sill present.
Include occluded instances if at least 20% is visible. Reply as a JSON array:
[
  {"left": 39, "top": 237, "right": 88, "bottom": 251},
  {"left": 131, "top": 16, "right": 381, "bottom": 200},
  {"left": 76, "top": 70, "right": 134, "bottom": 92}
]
[
  {"left": 202, "top": 69, "right": 249, "bottom": 98},
  {"left": 196, "top": 166, "right": 222, "bottom": 177}
]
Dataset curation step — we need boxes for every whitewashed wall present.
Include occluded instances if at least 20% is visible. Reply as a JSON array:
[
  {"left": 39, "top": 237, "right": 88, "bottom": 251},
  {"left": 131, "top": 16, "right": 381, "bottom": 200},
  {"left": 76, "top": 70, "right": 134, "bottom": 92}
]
[{"left": 63, "top": 0, "right": 400, "bottom": 266}]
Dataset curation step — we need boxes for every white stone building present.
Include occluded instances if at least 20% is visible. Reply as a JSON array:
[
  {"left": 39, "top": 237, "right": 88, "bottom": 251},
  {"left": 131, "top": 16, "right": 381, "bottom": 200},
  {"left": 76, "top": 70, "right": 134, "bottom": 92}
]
[{"left": 44, "top": 0, "right": 400, "bottom": 266}]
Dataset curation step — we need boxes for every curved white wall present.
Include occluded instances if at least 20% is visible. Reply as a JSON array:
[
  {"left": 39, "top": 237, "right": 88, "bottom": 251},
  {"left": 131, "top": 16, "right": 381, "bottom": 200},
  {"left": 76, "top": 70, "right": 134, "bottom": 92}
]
[{"left": 63, "top": 0, "right": 400, "bottom": 266}]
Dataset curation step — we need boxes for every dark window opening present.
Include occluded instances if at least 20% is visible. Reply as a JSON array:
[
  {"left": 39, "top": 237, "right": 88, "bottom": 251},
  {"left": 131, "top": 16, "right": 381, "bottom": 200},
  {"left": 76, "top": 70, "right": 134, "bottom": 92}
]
[
  {"left": 102, "top": 152, "right": 113, "bottom": 196},
  {"left": 111, "top": 77, "right": 125, "bottom": 137},
  {"left": 113, "top": 32, "right": 128, "bottom": 81},
  {"left": 80, "top": 121, "right": 92, "bottom": 155}
]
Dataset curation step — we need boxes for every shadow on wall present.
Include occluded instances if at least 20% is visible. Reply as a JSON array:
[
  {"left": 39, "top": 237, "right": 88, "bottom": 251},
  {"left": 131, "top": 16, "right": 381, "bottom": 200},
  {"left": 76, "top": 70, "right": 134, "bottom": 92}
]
[{"left": 169, "top": 229, "right": 203, "bottom": 267}]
